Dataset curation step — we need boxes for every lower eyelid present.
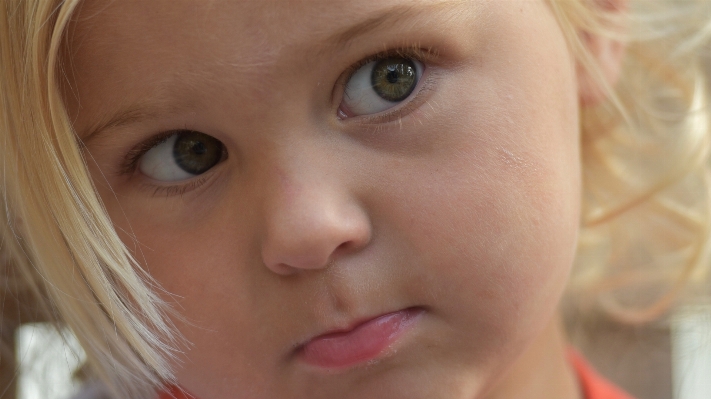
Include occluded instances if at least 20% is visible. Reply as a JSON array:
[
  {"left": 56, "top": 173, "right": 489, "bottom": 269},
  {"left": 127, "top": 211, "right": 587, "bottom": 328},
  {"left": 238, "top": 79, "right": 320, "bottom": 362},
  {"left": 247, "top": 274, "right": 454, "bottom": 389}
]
[
  {"left": 142, "top": 173, "right": 211, "bottom": 198},
  {"left": 148, "top": 177, "right": 208, "bottom": 197},
  {"left": 135, "top": 157, "right": 226, "bottom": 198}
]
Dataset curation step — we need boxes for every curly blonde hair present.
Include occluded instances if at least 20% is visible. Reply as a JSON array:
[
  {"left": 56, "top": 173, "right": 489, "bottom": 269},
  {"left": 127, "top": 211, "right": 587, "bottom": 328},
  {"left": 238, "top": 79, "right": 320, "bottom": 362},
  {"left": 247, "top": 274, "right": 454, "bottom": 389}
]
[
  {"left": 1, "top": 0, "right": 710, "bottom": 397},
  {"left": 549, "top": 0, "right": 711, "bottom": 322}
]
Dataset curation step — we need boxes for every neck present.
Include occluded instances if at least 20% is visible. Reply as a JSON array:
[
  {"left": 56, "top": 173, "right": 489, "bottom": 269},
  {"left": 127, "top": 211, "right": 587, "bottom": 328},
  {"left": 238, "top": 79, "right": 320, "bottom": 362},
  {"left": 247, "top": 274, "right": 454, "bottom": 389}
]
[{"left": 483, "top": 313, "right": 582, "bottom": 399}]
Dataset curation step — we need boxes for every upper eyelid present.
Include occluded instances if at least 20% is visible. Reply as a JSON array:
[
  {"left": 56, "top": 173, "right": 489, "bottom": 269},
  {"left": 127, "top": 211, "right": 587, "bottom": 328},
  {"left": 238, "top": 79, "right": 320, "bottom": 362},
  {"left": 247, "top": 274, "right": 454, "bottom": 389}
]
[
  {"left": 120, "top": 131, "right": 178, "bottom": 175},
  {"left": 347, "top": 46, "right": 439, "bottom": 75}
]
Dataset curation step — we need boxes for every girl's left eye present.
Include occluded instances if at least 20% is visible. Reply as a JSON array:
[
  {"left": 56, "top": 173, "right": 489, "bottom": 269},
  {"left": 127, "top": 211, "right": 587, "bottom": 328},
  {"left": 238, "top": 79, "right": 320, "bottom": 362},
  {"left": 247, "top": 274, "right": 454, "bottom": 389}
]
[
  {"left": 340, "top": 57, "right": 424, "bottom": 117},
  {"left": 138, "top": 130, "right": 226, "bottom": 182}
]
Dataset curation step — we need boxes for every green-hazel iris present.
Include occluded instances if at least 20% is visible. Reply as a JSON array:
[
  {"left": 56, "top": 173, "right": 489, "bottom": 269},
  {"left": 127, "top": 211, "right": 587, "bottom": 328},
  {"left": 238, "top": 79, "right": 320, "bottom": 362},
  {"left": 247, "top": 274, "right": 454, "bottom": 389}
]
[
  {"left": 173, "top": 131, "right": 223, "bottom": 175},
  {"left": 371, "top": 57, "right": 418, "bottom": 102}
]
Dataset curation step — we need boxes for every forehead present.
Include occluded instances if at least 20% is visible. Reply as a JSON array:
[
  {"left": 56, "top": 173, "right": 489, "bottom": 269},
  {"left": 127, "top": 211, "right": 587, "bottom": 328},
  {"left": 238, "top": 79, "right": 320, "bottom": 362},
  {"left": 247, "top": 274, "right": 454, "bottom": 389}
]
[
  {"left": 68, "top": 0, "right": 472, "bottom": 76},
  {"left": 64, "top": 0, "right": 578, "bottom": 150},
  {"left": 66, "top": 0, "right": 479, "bottom": 135}
]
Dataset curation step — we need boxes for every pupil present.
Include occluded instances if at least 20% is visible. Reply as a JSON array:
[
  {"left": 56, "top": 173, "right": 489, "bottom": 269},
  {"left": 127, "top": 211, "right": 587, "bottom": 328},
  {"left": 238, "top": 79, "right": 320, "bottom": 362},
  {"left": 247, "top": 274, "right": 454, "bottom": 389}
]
[
  {"left": 386, "top": 66, "right": 399, "bottom": 84},
  {"left": 173, "top": 131, "right": 223, "bottom": 175},
  {"left": 192, "top": 142, "right": 207, "bottom": 155},
  {"left": 371, "top": 57, "right": 418, "bottom": 102}
]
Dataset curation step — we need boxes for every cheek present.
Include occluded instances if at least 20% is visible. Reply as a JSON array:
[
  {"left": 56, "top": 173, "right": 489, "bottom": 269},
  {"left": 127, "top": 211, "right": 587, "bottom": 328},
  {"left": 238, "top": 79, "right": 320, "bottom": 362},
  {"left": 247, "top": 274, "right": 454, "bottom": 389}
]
[
  {"left": 382, "top": 36, "right": 581, "bottom": 346},
  {"left": 382, "top": 131, "right": 580, "bottom": 377},
  {"left": 397, "top": 149, "right": 579, "bottom": 309},
  {"left": 96, "top": 187, "right": 275, "bottom": 383},
  {"left": 94, "top": 178, "right": 255, "bottom": 322}
]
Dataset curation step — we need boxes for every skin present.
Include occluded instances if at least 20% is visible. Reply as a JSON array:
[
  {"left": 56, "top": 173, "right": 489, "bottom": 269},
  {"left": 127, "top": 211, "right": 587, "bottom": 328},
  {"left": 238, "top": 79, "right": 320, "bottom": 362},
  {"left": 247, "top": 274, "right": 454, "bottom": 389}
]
[{"left": 63, "top": 0, "right": 621, "bottom": 398}]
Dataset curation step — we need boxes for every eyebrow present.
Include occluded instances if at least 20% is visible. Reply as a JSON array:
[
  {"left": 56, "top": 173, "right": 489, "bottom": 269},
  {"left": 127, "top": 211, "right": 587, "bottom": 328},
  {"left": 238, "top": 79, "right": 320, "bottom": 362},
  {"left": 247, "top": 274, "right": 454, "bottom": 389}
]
[
  {"left": 83, "top": 107, "right": 152, "bottom": 139},
  {"left": 325, "top": 1, "right": 465, "bottom": 49},
  {"left": 79, "top": 101, "right": 192, "bottom": 143}
]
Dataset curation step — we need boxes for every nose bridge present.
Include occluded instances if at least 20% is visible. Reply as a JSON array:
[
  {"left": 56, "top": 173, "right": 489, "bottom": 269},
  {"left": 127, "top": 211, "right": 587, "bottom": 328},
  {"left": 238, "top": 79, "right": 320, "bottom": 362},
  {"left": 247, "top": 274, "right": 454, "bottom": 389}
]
[{"left": 259, "top": 143, "right": 371, "bottom": 275}]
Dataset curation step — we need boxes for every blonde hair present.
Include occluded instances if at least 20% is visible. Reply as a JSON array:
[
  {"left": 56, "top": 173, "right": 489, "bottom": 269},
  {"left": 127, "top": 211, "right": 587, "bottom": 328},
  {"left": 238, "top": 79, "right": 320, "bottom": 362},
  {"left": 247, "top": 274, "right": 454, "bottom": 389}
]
[
  {"left": 0, "top": 0, "right": 710, "bottom": 397},
  {"left": 0, "top": 1, "right": 177, "bottom": 398},
  {"left": 549, "top": 0, "right": 711, "bottom": 322}
]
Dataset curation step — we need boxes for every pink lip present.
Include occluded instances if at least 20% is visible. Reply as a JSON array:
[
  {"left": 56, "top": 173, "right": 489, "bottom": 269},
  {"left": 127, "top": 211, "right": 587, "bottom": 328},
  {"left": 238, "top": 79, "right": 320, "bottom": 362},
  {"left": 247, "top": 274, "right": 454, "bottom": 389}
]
[{"left": 297, "top": 308, "right": 423, "bottom": 369}]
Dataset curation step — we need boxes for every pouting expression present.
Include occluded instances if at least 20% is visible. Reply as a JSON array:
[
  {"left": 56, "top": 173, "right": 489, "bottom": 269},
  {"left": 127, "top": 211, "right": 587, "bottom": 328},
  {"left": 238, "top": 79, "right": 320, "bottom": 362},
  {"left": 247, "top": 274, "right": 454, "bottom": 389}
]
[{"left": 67, "top": 0, "right": 582, "bottom": 398}]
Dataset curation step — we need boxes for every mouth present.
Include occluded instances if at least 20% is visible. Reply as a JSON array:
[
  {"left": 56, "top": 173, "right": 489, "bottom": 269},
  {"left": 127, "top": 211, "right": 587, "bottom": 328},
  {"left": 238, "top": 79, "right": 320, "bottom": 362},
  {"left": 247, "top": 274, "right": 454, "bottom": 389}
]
[{"left": 295, "top": 307, "right": 424, "bottom": 369}]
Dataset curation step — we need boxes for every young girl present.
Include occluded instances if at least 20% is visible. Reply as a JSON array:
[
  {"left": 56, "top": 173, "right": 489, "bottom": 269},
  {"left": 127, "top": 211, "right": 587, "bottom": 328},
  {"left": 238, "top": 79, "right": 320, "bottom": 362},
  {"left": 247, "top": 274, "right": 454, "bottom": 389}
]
[{"left": 1, "top": 0, "right": 710, "bottom": 398}]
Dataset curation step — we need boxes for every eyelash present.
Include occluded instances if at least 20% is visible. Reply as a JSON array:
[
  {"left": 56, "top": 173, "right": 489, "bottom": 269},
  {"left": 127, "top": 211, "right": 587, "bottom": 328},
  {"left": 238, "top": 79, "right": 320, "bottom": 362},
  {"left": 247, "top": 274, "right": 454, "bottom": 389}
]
[
  {"left": 148, "top": 175, "right": 211, "bottom": 197},
  {"left": 120, "top": 46, "right": 440, "bottom": 197},
  {"left": 121, "top": 131, "right": 175, "bottom": 175},
  {"left": 336, "top": 45, "right": 440, "bottom": 123}
]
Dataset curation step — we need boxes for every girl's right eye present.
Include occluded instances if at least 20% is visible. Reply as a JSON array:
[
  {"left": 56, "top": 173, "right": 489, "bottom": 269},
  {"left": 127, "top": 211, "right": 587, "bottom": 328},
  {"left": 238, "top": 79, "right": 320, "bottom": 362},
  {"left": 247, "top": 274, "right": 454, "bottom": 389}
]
[{"left": 138, "top": 130, "right": 226, "bottom": 182}]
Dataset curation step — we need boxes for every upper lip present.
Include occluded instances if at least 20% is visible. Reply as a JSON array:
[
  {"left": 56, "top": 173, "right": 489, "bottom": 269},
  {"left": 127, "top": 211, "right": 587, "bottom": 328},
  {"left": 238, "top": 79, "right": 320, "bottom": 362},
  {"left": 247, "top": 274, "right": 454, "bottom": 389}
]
[{"left": 294, "top": 306, "right": 423, "bottom": 351}]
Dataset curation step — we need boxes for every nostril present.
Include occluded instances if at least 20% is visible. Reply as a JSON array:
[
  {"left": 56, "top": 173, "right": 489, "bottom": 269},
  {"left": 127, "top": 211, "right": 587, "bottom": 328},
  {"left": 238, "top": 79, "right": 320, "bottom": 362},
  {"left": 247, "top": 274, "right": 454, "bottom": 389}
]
[
  {"left": 261, "top": 222, "right": 370, "bottom": 275},
  {"left": 334, "top": 236, "right": 367, "bottom": 256},
  {"left": 262, "top": 245, "right": 333, "bottom": 275},
  {"left": 266, "top": 262, "right": 300, "bottom": 276}
]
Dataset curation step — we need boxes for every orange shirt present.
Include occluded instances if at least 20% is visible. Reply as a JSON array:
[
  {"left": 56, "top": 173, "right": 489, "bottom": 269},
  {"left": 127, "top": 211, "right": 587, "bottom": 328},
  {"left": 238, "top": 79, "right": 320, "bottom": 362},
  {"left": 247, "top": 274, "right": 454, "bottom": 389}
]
[
  {"left": 158, "top": 351, "right": 636, "bottom": 399},
  {"left": 568, "top": 349, "right": 636, "bottom": 399}
]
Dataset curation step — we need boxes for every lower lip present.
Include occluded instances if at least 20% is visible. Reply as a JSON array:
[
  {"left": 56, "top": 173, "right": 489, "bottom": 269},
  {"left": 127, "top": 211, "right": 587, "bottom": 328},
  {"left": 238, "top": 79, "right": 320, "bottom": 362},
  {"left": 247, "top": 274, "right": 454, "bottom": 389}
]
[{"left": 298, "top": 308, "right": 422, "bottom": 369}]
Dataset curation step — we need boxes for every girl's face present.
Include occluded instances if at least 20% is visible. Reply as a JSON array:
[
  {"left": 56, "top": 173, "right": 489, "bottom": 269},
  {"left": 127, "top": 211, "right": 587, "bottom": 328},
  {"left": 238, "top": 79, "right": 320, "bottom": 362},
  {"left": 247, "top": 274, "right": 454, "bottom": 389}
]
[{"left": 68, "top": 0, "right": 582, "bottom": 398}]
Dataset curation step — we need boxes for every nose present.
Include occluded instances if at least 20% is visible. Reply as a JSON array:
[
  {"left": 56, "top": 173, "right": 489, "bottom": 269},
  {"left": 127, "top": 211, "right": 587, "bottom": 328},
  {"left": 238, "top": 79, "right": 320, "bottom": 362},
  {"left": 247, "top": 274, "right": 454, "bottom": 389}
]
[{"left": 260, "top": 170, "right": 371, "bottom": 275}]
